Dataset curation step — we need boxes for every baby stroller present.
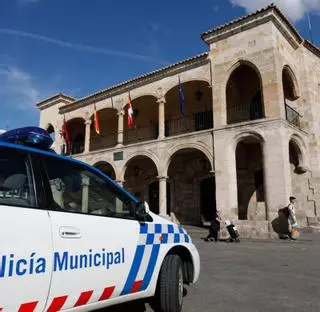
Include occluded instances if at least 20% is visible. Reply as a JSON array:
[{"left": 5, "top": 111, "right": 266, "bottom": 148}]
[{"left": 225, "top": 220, "right": 240, "bottom": 242}]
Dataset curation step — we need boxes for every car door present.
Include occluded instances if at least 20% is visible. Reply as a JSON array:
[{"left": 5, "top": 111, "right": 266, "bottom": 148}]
[
  {"left": 0, "top": 146, "right": 53, "bottom": 311},
  {"left": 39, "top": 154, "right": 143, "bottom": 310}
]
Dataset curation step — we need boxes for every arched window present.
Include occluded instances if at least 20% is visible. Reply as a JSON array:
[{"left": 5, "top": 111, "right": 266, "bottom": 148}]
[{"left": 227, "top": 63, "right": 264, "bottom": 124}]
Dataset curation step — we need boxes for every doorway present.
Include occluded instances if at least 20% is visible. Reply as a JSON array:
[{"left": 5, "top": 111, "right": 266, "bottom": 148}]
[{"left": 200, "top": 177, "right": 216, "bottom": 223}]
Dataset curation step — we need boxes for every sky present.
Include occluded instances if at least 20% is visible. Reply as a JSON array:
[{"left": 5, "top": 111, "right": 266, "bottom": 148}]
[{"left": 0, "top": 0, "right": 320, "bottom": 130}]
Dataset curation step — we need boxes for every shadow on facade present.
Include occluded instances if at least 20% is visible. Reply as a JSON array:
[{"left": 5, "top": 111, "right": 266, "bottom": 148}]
[
  {"left": 236, "top": 137, "right": 266, "bottom": 221},
  {"left": 168, "top": 148, "right": 214, "bottom": 225}
]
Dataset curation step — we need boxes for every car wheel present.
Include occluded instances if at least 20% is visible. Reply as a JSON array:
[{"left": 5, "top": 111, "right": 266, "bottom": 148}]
[{"left": 155, "top": 254, "right": 184, "bottom": 312}]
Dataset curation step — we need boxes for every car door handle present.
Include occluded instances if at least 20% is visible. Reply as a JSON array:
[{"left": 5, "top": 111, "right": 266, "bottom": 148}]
[{"left": 59, "top": 226, "right": 81, "bottom": 239}]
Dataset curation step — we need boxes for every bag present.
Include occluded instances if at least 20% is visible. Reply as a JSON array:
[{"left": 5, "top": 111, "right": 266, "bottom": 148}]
[
  {"left": 282, "top": 206, "right": 290, "bottom": 218},
  {"left": 291, "top": 228, "right": 300, "bottom": 239}
]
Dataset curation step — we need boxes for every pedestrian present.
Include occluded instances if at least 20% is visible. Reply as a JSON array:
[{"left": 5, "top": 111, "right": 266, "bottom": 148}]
[
  {"left": 287, "top": 196, "right": 299, "bottom": 240},
  {"left": 205, "top": 210, "right": 221, "bottom": 242}
]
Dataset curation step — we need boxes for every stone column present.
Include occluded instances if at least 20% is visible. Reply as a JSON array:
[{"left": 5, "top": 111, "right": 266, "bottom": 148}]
[
  {"left": 158, "top": 176, "right": 168, "bottom": 216},
  {"left": 84, "top": 119, "right": 92, "bottom": 153},
  {"left": 263, "top": 125, "right": 292, "bottom": 233},
  {"left": 157, "top": 97, "right": 166, "bottom": 139},
  {"left": 214, "top": 131, "right": 238, "bottom": 219},
  {"left": 210, "top": 61, "right": 227, "bottom": 128},
  {"left": 117, "top": 110, "right": 125, "bottom": 146}
]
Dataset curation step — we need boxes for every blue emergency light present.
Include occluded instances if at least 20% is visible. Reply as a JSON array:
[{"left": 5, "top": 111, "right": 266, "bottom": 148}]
[{"left": 0, "top": 127, "right": 54, "bottom": 151}]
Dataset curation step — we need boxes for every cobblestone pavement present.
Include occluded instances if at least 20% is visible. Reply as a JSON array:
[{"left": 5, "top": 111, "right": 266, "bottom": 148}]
[{"left": 102, "top": 232, "right": 320, "bottom": 312}]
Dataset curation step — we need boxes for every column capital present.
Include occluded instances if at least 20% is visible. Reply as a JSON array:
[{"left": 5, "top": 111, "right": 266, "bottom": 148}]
[
  {"left": 156, "top": 97, "right": 166, "bottom": 104},
  {"left": 116, "top": 179, "right": 125, "bottom": 186},
  {"left": 117, "top": 109, "right": 125, "bottom": 116},
  {"left": 85, "top": 119, "right": 92, "bottom": 125}
]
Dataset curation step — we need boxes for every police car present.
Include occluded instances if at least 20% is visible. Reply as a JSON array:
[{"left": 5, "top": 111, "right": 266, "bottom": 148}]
[{"left": 0, "top": 127, "right": 200, "bottom": 312}]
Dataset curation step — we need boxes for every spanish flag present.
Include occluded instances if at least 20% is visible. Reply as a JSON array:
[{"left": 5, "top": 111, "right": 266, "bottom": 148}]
[
  {"left": 127, "top": 96, "right": 134, "bottom": 128},
  {"left": 94, "top": 104, "right": 100, "bottom": 135}
]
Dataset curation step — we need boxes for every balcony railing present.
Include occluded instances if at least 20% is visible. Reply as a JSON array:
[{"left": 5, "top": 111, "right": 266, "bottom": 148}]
[
  {"left": 62, "top": 141, "right": 84, "bottom": 156},
  {"left": 227, "top": 102, "right": 264, "bottom": 124},
  {"left": 165, "top": 110, "right": 213, "bottom": 136},
  {"left": 62, "top": 111, "right": 213, "bottom": 155},
  {"left": 285, "top": 104, "right": 302, "bottom": 128},
  {"left": 124, "top": 124, "right": 158, "bottom": 145},
  {"left": 90, "top": 133, "right": 117, "bottom": 151}
]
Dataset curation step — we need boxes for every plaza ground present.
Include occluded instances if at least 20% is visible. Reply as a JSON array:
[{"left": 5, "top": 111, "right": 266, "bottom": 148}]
[{"left": 105, "top": 231, "right": 320, "bottom": 312}]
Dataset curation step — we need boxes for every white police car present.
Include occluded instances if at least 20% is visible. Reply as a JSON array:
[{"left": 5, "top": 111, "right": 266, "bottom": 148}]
[{"left": 0, "top": 127, "right": 200, "bottom": 312}]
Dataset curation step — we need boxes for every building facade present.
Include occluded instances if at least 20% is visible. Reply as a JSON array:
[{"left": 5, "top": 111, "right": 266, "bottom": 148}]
[{"left": 37, "top": 5, "right": 320, "bottom": 238}]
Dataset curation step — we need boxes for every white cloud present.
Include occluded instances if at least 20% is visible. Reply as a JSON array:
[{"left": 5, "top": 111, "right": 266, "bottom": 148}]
[
  {"left": 18, "top": 0, "right": 41, "bottom": 4},
  {"left": 0, "top": 28, "right": 168, "bottom": 66},
  {"left": 0, "top": 65, "right": 40, "bottom": 110},
  {"left": 230, "top": 0, "right": 320, "bottom": 22},
  {"left": 212, "top": 5, "right": 219, "bottom": 12}
]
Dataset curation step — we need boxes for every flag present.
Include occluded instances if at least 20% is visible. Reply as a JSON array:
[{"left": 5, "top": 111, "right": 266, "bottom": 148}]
[
  {"left": 178, "top": 77, "right": 185, "bottom": 115},
  {"left": 62, "top": 116, "right": 71, "bottom": 153},
  {"left": 127, "top": 96, "right": 134, "bottom": 128},
  {"left": 93, "top": 104, "right": 101, "bottom": 135}
]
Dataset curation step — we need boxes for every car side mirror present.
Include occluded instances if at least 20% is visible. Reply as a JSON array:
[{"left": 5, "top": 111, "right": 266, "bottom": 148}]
[{"left": 135, "top": 202, "right": 148, "bottom": 220}]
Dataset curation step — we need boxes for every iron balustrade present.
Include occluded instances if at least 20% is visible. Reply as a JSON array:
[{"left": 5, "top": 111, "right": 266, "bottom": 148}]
[
  {"left": 165, "top": 110, "right": 213, "bottom": 136},
  {"left": 90, "top": 133, "right": 118, "bottom": 151},
  {"left": 285, "top": 104, "right": 302, "bottom": 128},
  {"left": 123, "top": 123, "right": 158, "bottom": 144},
  {"left": 62, "top": 141, "right": 84, "bottom": 156},
  {"left": 227, "top": 102, "right": 264, "bottom": 124},
  {"left": 62, "top": 110, "right": 213, "bottom": 154}
]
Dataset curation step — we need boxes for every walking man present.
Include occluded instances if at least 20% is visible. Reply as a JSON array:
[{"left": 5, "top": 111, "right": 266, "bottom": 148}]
[
  {"left": 288, "top": 196, "right": 298, "bottom": 240},
  {"left": 205, "top": 210, "right": 221, "bottom": 242}
]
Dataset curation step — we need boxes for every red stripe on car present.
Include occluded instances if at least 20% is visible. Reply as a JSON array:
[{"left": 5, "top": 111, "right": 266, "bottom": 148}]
[
  {"left": 99, "top": 286, "right": 115, "bottom": 301},
  {"left": 47, "top": 296, "right": 68, "bottom": 312},
  {"left": 74, "top": 291, "right": 93, "bottom": 307},
  {"left": 18, "top": 302, "right": 38, "bottom": 312},
  {"left": 130, "top": 280, "right": 143, "bottom": 293}
]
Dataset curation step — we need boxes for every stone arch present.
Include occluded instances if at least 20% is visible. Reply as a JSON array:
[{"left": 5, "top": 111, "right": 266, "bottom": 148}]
[
  {"left": 121, "top": 95, "right": 159, "bottom": 145},
  {"left": 231, "top": 130, "right": 265, "bottom": 152},
  {"left": 235, "top": 133, "right": 266, "bottom": 221},
  {"left": 89, "top": 107, "right": 118, "bottom": 151},
  {"left": 123, "top": 154, "right": 159, "bottom": 210},
  {"left": 64, "top": 117, "right": 85, "bottom": 155},
  {"left": 46, "top": 123, "right": 55, "bottom": 140},
  {"left": 93, "top": 161, "right": 116, "bottom": 180},
  {"left": 121, "top": 94, "right": 158, "bottom": 109},
  {"left": 224, "top": 60, "right": 264, "bottom": 124},
  {"left": 167, "top": 147, "right": 215, "bottom": 225},
  {"left": 164, "top": 143, "right": 213, "bottom": 176},
  {"left": 163, "top": 77, "right": 211, "bottom": 96},
  {"left": 121, "top": 150, "right": 161, "bottom": 181},
  {"left": 164, "top": 79, "right": 213, "bottom": 136},
  {"left": 289, "top": 135, "right": 308, "bottom": 173},
  {"left": 282, "top": 65, "right": 300, "bottom": 101}
]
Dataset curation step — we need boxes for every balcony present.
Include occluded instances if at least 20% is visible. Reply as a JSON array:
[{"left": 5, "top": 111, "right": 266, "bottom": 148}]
[
  {"left": 285, "top": 104, "right": 302, "bottom": 128},
  {"left": 124, "top": 124, "right": 158, "bottom": 145},
  {"left": 227, "top": 101, "right": 264, "bottom": 124},
  {"left": 166, "top": 110, "right": 213, "bottom": 136},
  {"left": 62, "top": 141, "right": 84, "bottom": 156},
  {"left": 90, "top": 133, "right": 117, "bottom": 151}
]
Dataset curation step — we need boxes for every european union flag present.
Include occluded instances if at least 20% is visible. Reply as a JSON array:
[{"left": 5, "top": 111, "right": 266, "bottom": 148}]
[{"left": 178, "top": 78, "right": 185, "bottom": 115}]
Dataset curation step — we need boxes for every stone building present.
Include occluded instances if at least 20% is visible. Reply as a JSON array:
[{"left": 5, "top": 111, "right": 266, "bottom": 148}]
[{"left": 37, "top": 4, "right": 320, "bottom": 238}]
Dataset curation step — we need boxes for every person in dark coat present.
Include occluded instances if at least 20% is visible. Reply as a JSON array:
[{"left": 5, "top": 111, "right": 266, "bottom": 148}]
[{"left": 205, "top": 211, "right": 221, "bottom": 242}]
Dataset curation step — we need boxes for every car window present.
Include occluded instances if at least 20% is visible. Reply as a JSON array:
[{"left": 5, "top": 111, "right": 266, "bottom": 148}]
[
  {"left": 0, "top": 147, "right": 36, "bottom": 208},
  {"left": 41, "top": 155, "right": 135, "bottom": 219}
]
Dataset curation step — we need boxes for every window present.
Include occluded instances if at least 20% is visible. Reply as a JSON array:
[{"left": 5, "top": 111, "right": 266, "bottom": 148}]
[
  {"left": 41, "top": 155, "right": 135, "bottom": 219},
  {"left": 0, "top": 147, "right": 36, "bottom": 208}
]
